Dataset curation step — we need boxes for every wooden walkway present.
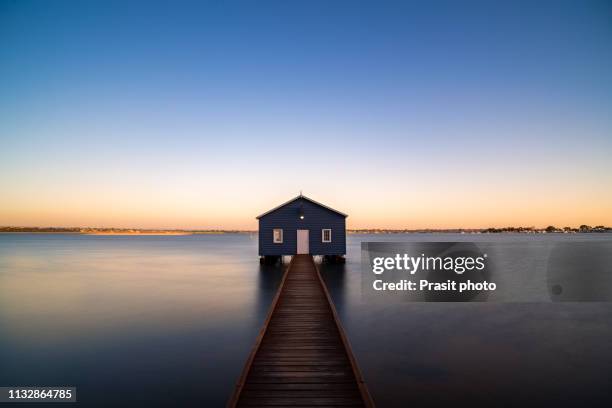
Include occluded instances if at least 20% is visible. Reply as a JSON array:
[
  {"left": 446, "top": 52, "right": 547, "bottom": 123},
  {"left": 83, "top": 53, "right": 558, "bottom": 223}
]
[{"left": 228, "top": 254, "right": 374, "bottom": 407}]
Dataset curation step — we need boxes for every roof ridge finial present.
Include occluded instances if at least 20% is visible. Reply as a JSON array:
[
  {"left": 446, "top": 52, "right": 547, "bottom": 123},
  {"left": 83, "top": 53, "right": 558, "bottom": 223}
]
[{"left": 300, "top": 190, "right": 303, "bottom": 196}]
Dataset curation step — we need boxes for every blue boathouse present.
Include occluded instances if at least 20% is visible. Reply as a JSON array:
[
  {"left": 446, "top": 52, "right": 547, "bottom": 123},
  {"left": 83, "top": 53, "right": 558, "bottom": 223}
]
[{"left": 257, "top": 194, "right": 347, "bottom": 264}]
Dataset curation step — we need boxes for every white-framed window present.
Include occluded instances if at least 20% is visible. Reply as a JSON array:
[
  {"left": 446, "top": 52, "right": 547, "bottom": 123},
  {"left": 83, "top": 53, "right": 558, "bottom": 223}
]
[
  {"left": 273, "top": 229, "right": 283, "bottom": 243},
  {"left": 322, "top": 229, "right": 332, "bottom": 243}
]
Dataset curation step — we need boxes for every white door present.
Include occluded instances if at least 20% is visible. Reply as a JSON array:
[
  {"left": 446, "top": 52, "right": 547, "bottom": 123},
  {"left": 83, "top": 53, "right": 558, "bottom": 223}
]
[{"left": 297, "top": 230, "right": 309, "bottom": 254}]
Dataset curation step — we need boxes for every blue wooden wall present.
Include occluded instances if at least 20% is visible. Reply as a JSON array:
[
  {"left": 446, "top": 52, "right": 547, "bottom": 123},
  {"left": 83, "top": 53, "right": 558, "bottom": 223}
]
[{"left": 258, "top": 198, "right": 346, "bottom": 256}]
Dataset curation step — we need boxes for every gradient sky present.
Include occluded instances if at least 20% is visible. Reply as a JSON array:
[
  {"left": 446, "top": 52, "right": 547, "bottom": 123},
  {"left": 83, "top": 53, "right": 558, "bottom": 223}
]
[{"left": 1, "top": 0, "right": 611, "bottom": 229}]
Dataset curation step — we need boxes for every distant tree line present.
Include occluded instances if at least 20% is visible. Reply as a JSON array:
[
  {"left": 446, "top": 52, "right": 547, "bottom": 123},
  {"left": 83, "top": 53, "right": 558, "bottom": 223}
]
[
  {"left": 0, "top": 226, "right": 253, "bottom": 233},
  {"left": 1, "top": 226, "right": 611, "bottom": 234},
  {"left": 351, "top": 226, "right": 612, "bottom": 233},
  {"left": 484, "top": 225, "right": 611, "bottom": 233}
]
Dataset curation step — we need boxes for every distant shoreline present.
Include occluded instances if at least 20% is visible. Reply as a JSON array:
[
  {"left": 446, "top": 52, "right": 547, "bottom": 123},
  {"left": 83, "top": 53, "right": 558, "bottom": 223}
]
[
  {"left": 2, "top": 232, "right": 196, "bottom": 236},
  {"left": 1, "top": 226, "right": 611, "bottom": 234},
  {"left": 84, "top": 232, "right": 193, "bottom": 236},
  {"left": 0, "top": 229, "right": 246, "bottom": 235}
]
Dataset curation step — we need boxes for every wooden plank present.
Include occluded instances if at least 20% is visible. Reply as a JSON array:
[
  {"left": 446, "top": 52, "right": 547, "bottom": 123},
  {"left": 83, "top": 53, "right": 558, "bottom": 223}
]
[
  {"left": 245, "top": 378, "right": 357, "bottom": 384},
  {"left": 226, "top": 256, "right": 294, "bottom": 408},
  {"left": 239, "top": 397, "right": 363, "bottom": 406},
  {"left": 242, "top": 390, "right": 359, "bottom": 398},
  {"left": 228, "top": 255, "right": 374, "bottom": 408},
  {"left": 312, "top": 259, "right": 375, "bottom": 407},
  {"left": 244, "top": 383, "right": 359, "bottom": 391}
]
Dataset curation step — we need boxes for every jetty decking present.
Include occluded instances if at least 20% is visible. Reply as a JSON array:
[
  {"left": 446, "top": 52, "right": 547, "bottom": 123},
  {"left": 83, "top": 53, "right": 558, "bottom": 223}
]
[{"left": 228, "top": 255, "right": 374, "bottom": 407}]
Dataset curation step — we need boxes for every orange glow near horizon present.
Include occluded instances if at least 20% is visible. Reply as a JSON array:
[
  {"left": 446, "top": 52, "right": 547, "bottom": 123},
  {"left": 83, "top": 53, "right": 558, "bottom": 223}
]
[{"left": 1, "top": 185, "right": 611, "bottom": 230}]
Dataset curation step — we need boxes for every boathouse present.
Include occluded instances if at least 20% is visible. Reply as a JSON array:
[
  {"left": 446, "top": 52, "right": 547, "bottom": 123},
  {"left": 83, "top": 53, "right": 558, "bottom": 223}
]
[{"left": 257, "top": 194, "right": 347, "bottom": 263}]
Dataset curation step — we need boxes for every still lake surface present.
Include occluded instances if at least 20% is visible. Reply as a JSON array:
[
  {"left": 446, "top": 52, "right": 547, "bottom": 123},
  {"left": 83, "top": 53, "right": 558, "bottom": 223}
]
[{"left": 1, "top": 233, "right": 611, "bottom": 407}]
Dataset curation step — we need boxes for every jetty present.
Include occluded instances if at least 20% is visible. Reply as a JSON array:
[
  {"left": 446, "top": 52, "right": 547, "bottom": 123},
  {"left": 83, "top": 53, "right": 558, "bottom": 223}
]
[{"left": 228, "top": 254, "right": 374, "bottom": 407}]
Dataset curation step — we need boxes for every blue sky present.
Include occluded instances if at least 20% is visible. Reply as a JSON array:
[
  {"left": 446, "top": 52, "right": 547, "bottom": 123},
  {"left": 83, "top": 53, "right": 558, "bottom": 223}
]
[{"left": 1, "top": 0, "right": 611, "bottom": 228}]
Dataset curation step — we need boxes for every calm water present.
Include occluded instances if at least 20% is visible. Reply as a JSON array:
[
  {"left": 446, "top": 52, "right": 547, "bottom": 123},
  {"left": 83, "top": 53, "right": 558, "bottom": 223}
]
[{"left": 1, "top": 233, "right": 611, "bottom": 407}]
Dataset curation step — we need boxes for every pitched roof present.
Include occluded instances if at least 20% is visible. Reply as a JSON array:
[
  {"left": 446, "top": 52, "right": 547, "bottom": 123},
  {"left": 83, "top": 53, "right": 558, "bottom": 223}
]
[{"left": 256, "top": 194, "right": 348, "bottom": 219}]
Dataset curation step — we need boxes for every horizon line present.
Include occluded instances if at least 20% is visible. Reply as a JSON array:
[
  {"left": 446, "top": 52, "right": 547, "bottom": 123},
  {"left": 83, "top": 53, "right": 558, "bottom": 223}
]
[{"left": 1, "top": 225, "right": 610, "bottom": 232}]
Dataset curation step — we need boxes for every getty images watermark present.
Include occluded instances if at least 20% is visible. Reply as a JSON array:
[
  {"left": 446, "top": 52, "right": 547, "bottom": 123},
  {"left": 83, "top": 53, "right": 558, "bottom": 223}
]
[{"left": 361, "top": 241, "right": 612, "bottom": 302}]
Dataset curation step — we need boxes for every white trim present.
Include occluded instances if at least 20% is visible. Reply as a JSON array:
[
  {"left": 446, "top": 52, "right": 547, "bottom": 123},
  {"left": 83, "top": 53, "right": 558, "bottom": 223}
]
[
  {"left": 273, "top": 229, "right": 283, "bottom": 243},
  {"left": 322, "top": 229, "right": 332, "bottom": 243}
]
